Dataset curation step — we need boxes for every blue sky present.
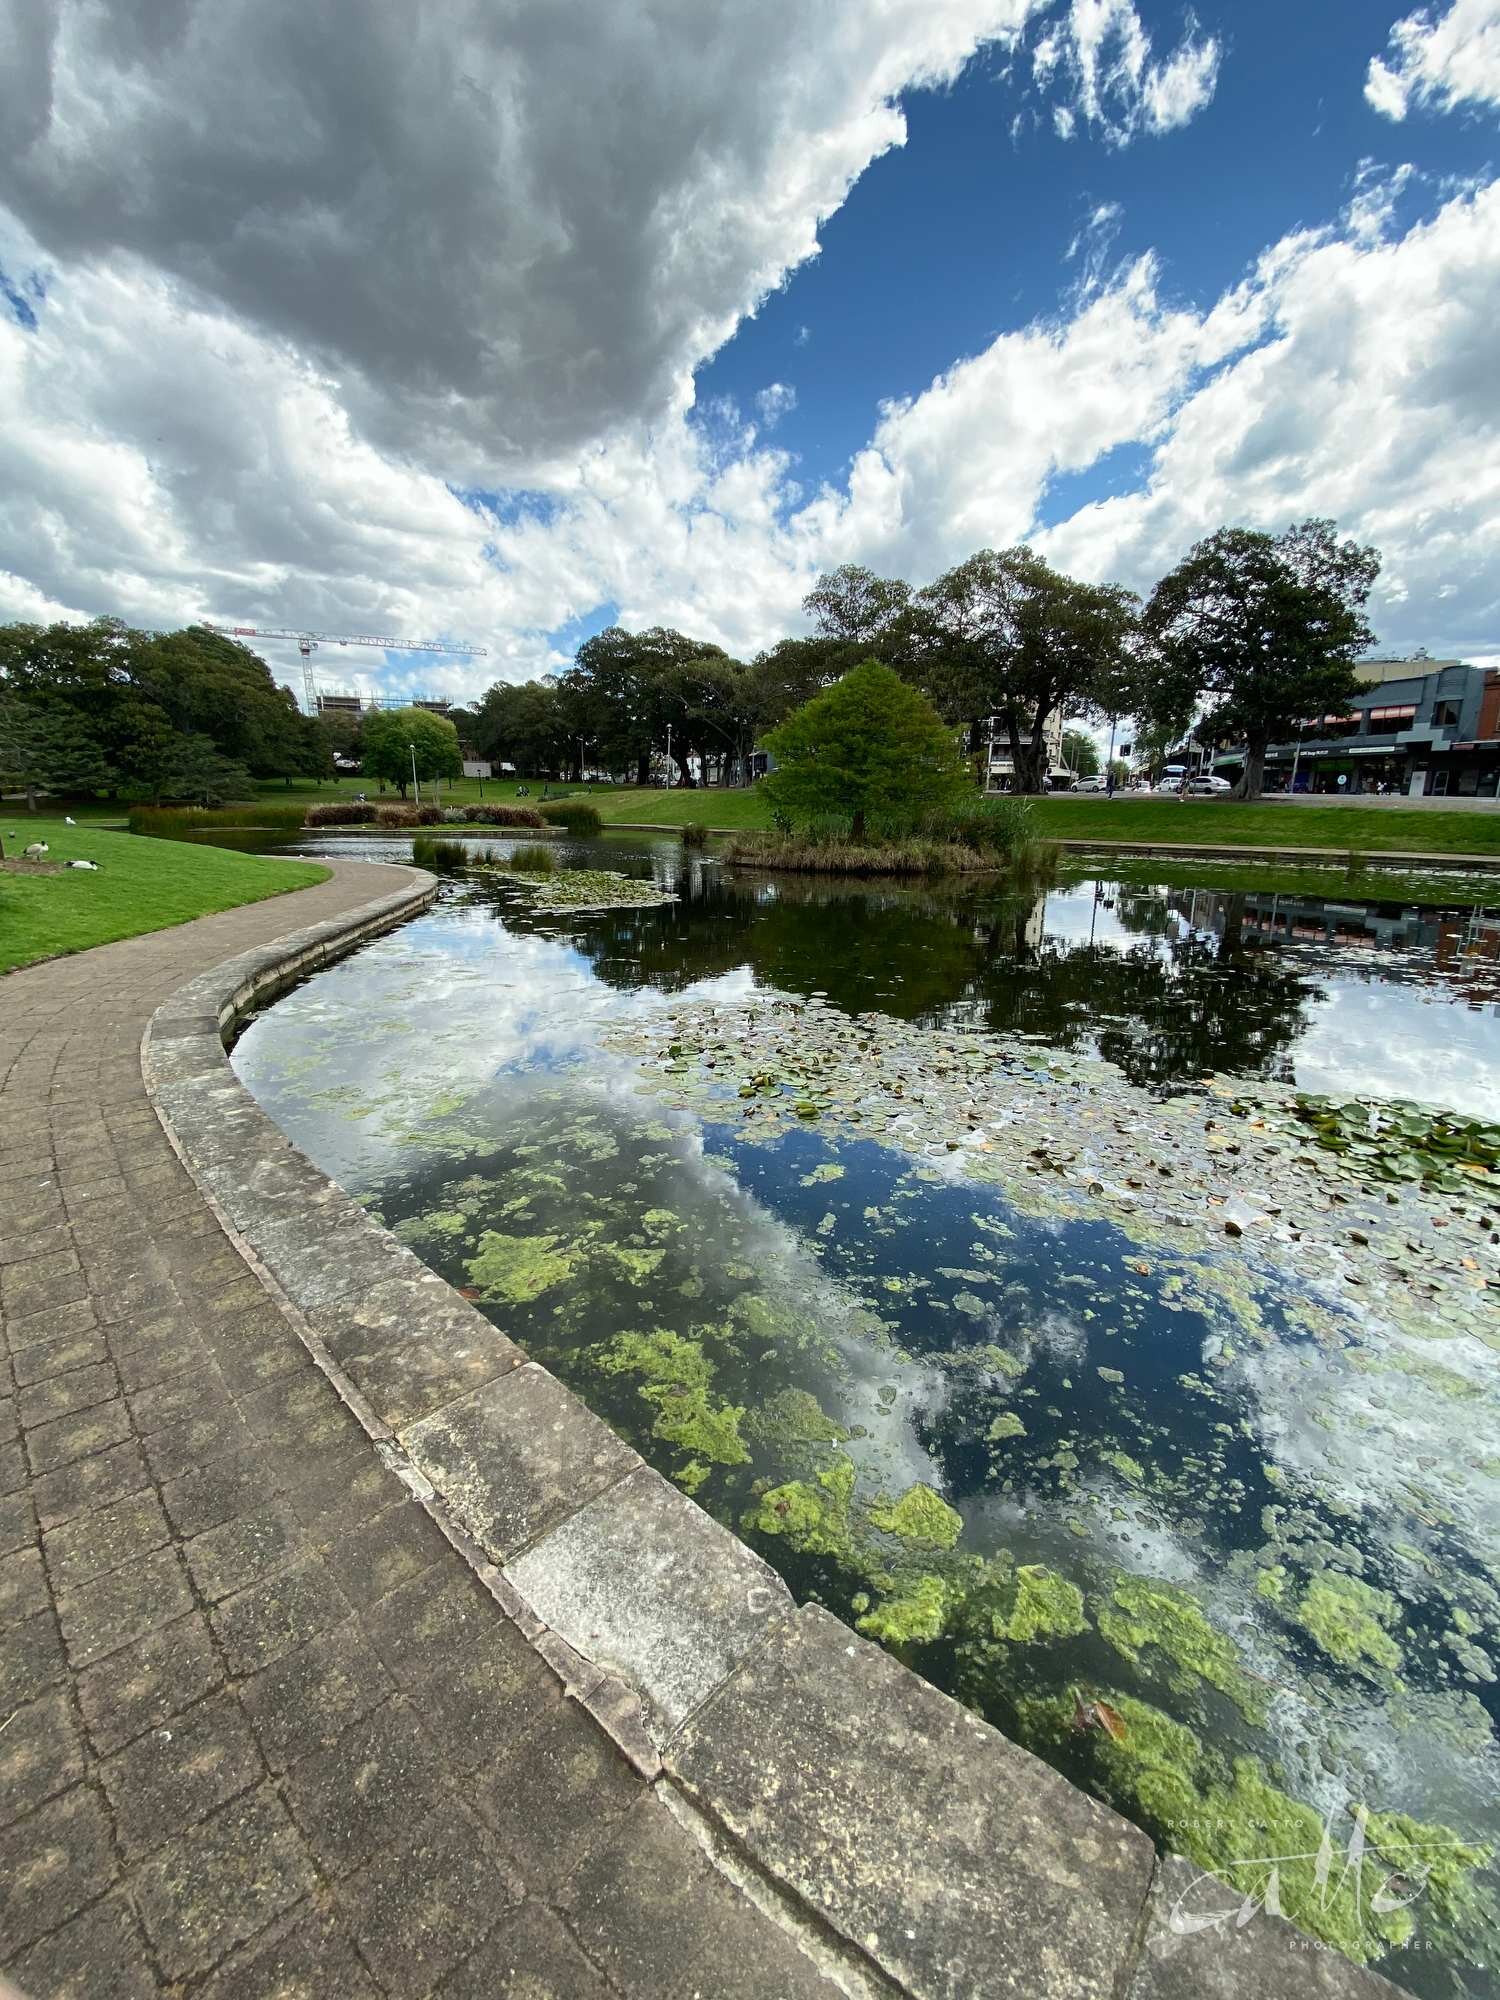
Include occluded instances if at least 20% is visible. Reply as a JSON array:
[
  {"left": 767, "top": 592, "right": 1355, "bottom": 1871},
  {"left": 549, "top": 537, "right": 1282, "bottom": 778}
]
[
  {"left": 695, "top": 0, "right": 1495, "bottom": 529},
  {"left": 3, "top": 0, "right": 1499, "bottom": 699}
]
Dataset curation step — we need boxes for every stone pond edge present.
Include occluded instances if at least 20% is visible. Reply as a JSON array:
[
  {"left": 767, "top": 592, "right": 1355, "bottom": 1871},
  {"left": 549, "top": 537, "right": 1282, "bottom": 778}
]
[{"left": 138, "top": 861, "right": 1409, "bottom": 2000}]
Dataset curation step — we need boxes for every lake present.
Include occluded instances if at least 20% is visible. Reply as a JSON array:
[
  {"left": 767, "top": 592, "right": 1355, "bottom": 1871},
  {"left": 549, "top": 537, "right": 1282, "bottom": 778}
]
[{"left": 231, "top": 829, "right": 1500, "bottom": 1997}]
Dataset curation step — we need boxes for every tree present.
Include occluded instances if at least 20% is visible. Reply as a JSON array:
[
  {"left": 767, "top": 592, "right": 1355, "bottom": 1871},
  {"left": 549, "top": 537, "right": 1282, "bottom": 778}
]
[
  {"left": 470, "top": 680, "right": 570, "bottom": 777},
  {"left": 761, "top": 660, "right": 966, "bottom": 840},
  {"left": 1142, "top": 519, "right": 1380, "bottom": 800},
  {"left": 360, "top": 707, "right": 462, "bottom": 796},
  {"left": 804, "top": 564, "right": 912, "bottom": 649},
  {"left": 1061, "top": 728, "right": 1101, "bottom": 778},
  {"left": 912, "top": 549, "right": 1141, "bottom": 793},
  {"left": 0, "top": 694, "right": 115, "bottom": 809}
]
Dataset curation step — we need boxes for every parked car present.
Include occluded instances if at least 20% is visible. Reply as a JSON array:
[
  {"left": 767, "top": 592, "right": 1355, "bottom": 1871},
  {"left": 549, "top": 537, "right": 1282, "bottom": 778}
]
[
  {"left": 1072, "top": 774, "right": 1108, "bottom": 792},
  {"left": 1188, "top": 774, "right": 1232, "bottom": 795}
]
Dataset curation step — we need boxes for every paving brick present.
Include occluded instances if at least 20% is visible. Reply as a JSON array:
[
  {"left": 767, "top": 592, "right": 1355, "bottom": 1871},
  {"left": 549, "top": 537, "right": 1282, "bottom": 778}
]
[
  {"left": 0, "top": 1687, "right": 85, "bottom": 1828},
  {"left": 474, "top": 1698, "right": 643, "bottom": 1891},
  {"left": 281, "top": 1439, "right": 406, "bottom": 1542},
  {"left": 185, "top": 1498, "right": 307, "bottom": 1602},
  {"left": 78, "top": 1610, "right": 224, "bottom": 1756},
  {"left": 328, "top": 1498, "right": 451, "bottom": 1609},
  {"left": 0, "top": 1486, "right": 36, "bottom": 1558},
  {"left": 195, "top": 1907, "right": 380, "bottom": 2000},
  {"left": 143, "top": 1402, "right": 256, "bottom": 1483},
  {"left": 0, "top": 1783, "right": 115, "bottom": 1955},
  {"left": 0, "top": 1438, "right": 25, "bottom": 1494},
  {"left": 283, "top": 1696, "right": 449, "bottom": 1874},
  {"left": 4, "top": 1295, "right": 99, "bottom": 1353},
  {"left": 114, "top": 1324, "right": 203, "bottom": 1393},
  {"left": 32, "top": 1437, "right": 150, "bottom": 1529},
  {"left": 162, "top": 1446, "right": 282, "bottom": 1539},
  {"left": 408, "top": 1621, "right": 559, "bottom": 1777},
  {"left": 439, "top": 1900, "right": 616, "bottom": 2000},
  {"left": 0, "top": 1542, "right": 49, "bottom": 1623},
  {"left": 17, "top": 1358, "right": 118, "bottom": 1430},
  {"left": 57, "top": 1543, "right": 195, "bottom": 1669},
  {"left": 0, "top": 1607, "right": 66, "bottom": 1712},
  {"left": 1, "top": 1248, "right": 86, "bottom": 1319},
  {"left": 130, "top": 1783, "right": 318, "bottom": 1980},
  {"left": 239, "top": 1620, "right": 394, "bottom": 1773},
  {"left": 334, "top": 1799, "right": 517, "bottom": 2000},
  {"left": 101, "top": 1688, "right": 264, "bottom": 1858},
  {"left": 7, "top": 1891, "right": 159, "bottom": 2000},
  {"left": 211, "top": 1553, "right": 352, "bottom": 1675},
  {"left": 241, "top": 1369, "right": 350, "bottom": 1449},
  {"left": 558, "top": 1796, "right": 840, "bottom": 2000},
  {"left": 24, "top": 1393, "right": 132, "bottom": 1475},
  {"left": 128, "top": 1360, "right": 234, "bottom": 1436},
  {"left": 10, "top": 1324, "right": 109, "bottom": 1387},
  {"left": 361, "top": 1565, "right": 499, "bottom": 1691},
  {"left": 42, "top": 1486, "right": 171, "bottom": 1595}
]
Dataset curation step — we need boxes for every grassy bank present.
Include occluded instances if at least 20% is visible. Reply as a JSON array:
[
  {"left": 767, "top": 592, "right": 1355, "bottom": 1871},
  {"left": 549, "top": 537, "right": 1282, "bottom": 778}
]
[
  {"left": 0, "top": 820, "right": 330, "bottom": 973},
  {"left": 237, "top": 778, "right": 1500, "bottom": 853}
]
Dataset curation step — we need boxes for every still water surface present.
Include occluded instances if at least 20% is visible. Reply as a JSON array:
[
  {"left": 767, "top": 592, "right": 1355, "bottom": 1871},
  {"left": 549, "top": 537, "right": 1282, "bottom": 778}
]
[{"left": 233, "top": 832, "right": 1500, "bottom": 1995}]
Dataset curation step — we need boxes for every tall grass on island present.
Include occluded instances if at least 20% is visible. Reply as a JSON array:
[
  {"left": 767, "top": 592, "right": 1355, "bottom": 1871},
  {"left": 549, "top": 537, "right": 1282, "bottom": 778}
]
[
  {"left": 128, "top": 802, "right": 307, "bottom": 838},
  {"left": 726, "top": 795, "right": 1058, "bottom": 880}
]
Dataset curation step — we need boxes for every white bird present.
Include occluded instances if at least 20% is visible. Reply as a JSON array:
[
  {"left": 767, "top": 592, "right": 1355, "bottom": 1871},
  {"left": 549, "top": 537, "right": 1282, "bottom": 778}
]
[
  {"left": 64, "top": 816, "right": 76, "bottom": 825},
  {"left": 22, "top": 841, "right": 49, "bottom": 860},
  {"left": 65, "top": 858, "right": 100, "bottom": 871}
]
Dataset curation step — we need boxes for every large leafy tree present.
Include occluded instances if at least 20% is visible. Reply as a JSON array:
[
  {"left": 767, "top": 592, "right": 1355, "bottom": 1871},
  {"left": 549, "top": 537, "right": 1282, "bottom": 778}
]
[
  {"left": 912, "top": 549, "right": 1141, "bottom": 793},
  {"left": 803, "top": 564, "right": 912, "bottom": 650},
  {"left": 360, "top": 707, "right": 462, "bottom": 796},
  {"left": 470, "top": 679, "right": 571, "bottom": 777},
  {"left": 1142, "top": 519, "right": 1380, "bottom": 799},
  {"left": 761, "top": 660, "right": 966, "bottom": 840},
  {"left": 0, "top": 693, "right": 115, "bottom": 809}
]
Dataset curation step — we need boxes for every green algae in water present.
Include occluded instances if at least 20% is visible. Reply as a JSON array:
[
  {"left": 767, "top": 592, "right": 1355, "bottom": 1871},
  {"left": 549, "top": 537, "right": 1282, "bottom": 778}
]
[
  {"left": 1097, "top": 1577, "right": 1267, "bottom": 1723},
  {"left": 1295, "top": 1571, "right": 1402, "bottom": 1675},
  {"left": 465, "top": 1230, "right": 580, "bottom": 1303},
  {"left": 594, "top": 1329, "right": 749, "bottom": 1492},
  {"left": 856, "top": 1573, "right": 955, "bottom": 1646},
  {"left": 867, "top": 1482, "right": 963, "bottom": 1549},
  {"left": 987, "top": 1411, "right": 1027, "bottom": 1441},
  {"left": 1000, "top": 1565, "right": 1089, "bottom": 1644},
  {"left": 743, "top": 1387, "right": 848, "bottom": 1448},
  {"left": 742, "top": 1457, "right": 857, "bottom": 1561}
]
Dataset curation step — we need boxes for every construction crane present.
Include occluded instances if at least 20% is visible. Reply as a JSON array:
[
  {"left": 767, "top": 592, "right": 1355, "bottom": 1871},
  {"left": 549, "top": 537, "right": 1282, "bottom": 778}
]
[{"left": 202, "top": 623, "right": 488, "bottom": 715}]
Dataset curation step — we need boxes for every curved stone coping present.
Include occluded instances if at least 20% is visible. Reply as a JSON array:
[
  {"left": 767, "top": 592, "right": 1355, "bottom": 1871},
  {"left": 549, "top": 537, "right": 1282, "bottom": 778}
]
[{"left": 142, "top": 871, "right": 1410, "bottom": 2000}]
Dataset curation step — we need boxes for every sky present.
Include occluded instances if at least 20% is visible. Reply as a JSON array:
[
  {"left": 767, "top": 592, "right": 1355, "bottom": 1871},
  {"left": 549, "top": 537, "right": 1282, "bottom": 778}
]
[{"left": 1, "top": 0, "right": 1499, "bottom": 708}]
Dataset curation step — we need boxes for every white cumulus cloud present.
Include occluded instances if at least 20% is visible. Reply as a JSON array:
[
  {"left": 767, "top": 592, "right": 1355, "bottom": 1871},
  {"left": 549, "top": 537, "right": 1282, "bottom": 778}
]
[
  {"left": 1366, "top": 0, "right": 1500, "bottom": 120},
  {"left": 1032, "top": 0, "right": 1222, "bottom": 145}
]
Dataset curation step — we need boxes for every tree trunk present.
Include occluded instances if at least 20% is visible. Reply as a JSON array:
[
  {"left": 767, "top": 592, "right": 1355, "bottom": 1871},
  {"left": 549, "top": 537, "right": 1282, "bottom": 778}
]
[
  {"left": 1233, "top": 735, "right": 1267, "bottom": 801},
  {"left": 636, "top": 751, "right": 651, "bottom": 786},
  {"left": 1010, "top": 707, "right": 1048, "bottom": 795},
  {"left": 851, "top": 808, "right": 867, "bottom": 842}
]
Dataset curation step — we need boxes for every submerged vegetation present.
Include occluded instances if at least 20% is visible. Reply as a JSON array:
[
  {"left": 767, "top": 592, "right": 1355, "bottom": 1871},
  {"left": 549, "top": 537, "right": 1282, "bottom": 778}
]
[{"left": 233, "top": 840, "right": 1500, "bottom": 1992}]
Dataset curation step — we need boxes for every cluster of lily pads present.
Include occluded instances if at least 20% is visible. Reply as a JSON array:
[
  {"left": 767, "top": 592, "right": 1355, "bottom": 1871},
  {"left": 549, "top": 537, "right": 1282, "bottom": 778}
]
[
  {"left": 481, "top": 865, "right": 677, "bottom": 913},
  {"left": 1258, "top": 1093, "right": 1500, "bottom": 1193}
]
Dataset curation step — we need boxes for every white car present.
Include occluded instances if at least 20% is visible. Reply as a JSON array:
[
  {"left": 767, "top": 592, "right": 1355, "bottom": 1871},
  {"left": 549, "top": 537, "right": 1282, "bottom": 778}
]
[
  {"left": 1071, "top": 774, "right": 1108, "bottom": 792},
  {"left": 1188, "top": 774, "right": 1232, "bottom": 795}
]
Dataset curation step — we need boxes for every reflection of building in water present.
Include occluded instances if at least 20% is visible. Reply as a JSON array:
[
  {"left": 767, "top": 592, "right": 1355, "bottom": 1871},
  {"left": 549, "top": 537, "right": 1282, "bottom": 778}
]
[{"left": 1240, "top": 897, "right": 1500, "bottom": 1007}]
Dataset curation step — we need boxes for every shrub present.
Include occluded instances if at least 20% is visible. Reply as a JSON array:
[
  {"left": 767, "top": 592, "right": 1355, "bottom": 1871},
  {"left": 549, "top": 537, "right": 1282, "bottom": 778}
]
[
  {"left": 539, "top": 801, "right": 603, "bottom": 835},
  {"left": 679, "top": 821, "right": 710, "bottom": 849},
  {"left": 508, "top": 842, "right": 558, "bottom": 875},
  {"left": 373, "top": 803, "right": 444, "bottom": 828},
  {"left": 459, "top": 803, "right": 545, "bottom": 828},
  {"left": 306, "top": 802, "right": 376, "bottom": 827},
  {"left": 722, "top": 829, "right": 1061, "bottom": 883}
]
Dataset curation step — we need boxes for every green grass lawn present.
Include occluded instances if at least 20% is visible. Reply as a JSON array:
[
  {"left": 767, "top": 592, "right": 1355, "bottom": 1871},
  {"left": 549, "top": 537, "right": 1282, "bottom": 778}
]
[
  {"left": 1028, "top": 797, "right": 1500, "bottom": 854},
  {"left": 0, "top": 819, "right": 330, "bottom": 974}
]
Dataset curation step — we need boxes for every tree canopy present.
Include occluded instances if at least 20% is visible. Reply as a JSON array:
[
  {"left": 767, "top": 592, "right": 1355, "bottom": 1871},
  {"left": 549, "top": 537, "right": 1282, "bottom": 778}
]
[
  {"left": 0, "top": 617, "right": 320, "bottom": 804},
  {"left": 761, "top": 660, "right": 966, "bottom": 839},
  {"left": 360, "top": 706, "right": 463, "bottom": 796},
  {"left": 1142, "top": 519, "right": 1379, "bottom": 799}
]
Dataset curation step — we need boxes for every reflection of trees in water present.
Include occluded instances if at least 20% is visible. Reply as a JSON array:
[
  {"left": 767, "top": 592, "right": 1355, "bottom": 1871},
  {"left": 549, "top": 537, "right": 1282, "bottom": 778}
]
[{"left": 518, "top": 870, "right": 1321, "bottom": 1088}]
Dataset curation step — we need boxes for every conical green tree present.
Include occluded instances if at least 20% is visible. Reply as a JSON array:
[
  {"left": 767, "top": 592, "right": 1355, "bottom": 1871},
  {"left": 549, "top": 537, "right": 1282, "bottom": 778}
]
[{"left": 761, "top": 660, "right": 966, "bottom": 840}]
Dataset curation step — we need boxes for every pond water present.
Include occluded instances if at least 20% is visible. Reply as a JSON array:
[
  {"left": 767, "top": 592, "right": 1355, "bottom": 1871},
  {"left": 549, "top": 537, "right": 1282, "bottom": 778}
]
[{"left": 232, "top": 830, "right": 1500, "bottom": 1996}]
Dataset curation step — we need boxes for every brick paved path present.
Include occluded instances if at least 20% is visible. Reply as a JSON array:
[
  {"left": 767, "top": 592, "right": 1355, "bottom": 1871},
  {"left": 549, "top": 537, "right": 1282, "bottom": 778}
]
[{"left": 0, "top": 863, "right": 840, "bottom": 2000}]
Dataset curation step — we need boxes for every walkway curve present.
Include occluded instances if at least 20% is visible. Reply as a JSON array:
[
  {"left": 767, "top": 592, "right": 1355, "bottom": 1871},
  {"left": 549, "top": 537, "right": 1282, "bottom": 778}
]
[{"left": 1, "top": 859, "right": 1405, "bottom": 2000}]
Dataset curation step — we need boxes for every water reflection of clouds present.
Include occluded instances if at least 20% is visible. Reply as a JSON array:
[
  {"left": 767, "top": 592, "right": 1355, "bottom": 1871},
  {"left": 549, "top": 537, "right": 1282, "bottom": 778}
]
[{"left": 1291, "top": 982, "right": 1500, "bottom": 1119}]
